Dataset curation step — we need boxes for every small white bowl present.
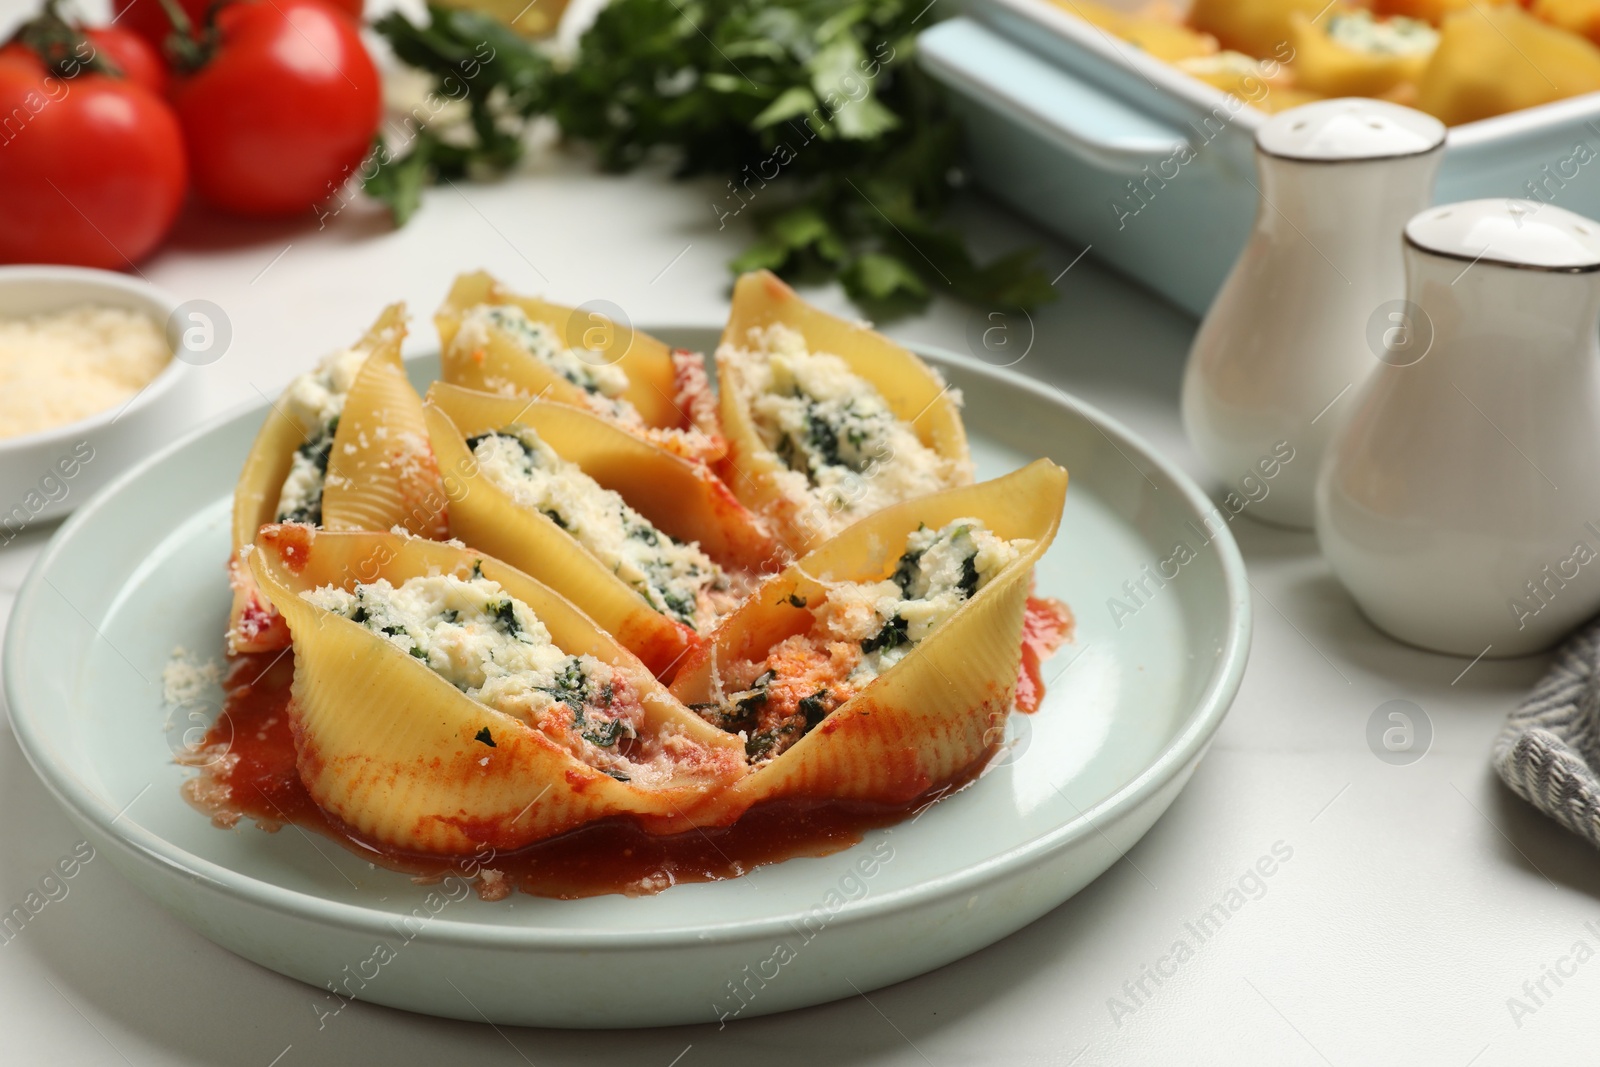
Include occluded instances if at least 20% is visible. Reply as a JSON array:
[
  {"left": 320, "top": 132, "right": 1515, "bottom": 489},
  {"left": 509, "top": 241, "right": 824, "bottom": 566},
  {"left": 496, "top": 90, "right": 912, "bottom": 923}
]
[{"left": 0, "top": 266, "right": 199, "bottom": 532}]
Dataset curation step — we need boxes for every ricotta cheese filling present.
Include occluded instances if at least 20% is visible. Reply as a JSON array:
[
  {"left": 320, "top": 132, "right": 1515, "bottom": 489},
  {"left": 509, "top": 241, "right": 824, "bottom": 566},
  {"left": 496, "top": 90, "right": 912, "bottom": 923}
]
[
  {"left": 694, "top": 517, "right": 1025, "bottom": 763},
  {"left": 273, "top": 344, "right": 370, "bottom": 525},
  {"left": 454, "top": 304, "right": 635, "bottom": 418},
  {"left": 723, "top": 324, "right": 960, "bottom": 534},
  {"left": 1326, "top": 11, "right": 1437, "bottom": 55},
  {"left": 304, "top": 572, "right": 650, "bottom": 780},
  {"left": 468, "top": 426, "right": 736, "bottom": 630}
]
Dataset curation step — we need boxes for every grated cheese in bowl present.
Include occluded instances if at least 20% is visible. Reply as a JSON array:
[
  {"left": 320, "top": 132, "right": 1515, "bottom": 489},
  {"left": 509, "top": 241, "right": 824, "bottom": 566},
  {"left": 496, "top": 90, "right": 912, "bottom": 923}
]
[{"left": 0, "top": 304, "right": 171, "bottom": 440}]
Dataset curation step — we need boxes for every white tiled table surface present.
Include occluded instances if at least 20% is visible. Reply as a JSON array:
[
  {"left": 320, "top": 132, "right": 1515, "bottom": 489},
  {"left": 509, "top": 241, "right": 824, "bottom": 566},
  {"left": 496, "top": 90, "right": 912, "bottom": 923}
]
[{"left": 0, "top": 4, "right": 1594, "bottom": 1060}]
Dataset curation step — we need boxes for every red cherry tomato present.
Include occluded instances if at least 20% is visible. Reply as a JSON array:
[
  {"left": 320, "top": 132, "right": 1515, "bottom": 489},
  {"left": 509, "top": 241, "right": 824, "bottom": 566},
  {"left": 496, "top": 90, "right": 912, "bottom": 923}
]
[
  {"left": 0, "top": 10, "right": 167, "bottom": 100},
  {"left": 109, "top": 0, "right": 364, "bottom": 52},
  {"left": 0, "top": 51, "right": 187, "bottom": 268},
  {"left": 109, "top": 0, "right": 212, "bottom": 51},
  {"left": 85, "top": 26, "right": 168, "bottom": 95},
  {"left": 168, "top": 0, "right": 380, "bottom": 217}
]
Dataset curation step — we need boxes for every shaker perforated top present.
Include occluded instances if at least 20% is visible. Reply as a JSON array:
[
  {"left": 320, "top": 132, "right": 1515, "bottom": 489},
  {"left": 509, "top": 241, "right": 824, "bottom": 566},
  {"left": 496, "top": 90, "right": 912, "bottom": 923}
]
[
  {"left": 1405, "top": 199, "right": 1600, "bottom": 271},
  {"left": 1255, "top": 98, "right": 1446, "bottom": 163}
]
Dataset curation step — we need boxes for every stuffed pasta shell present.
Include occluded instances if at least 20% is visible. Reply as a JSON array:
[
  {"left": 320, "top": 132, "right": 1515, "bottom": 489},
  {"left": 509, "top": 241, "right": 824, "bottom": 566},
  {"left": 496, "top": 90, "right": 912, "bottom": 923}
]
[
  {"left": 226, "top": 305, "right": 448, "bottom": 654},
  {"left": 716, "top": 270, "right": 972, "bottom": 552},
  {"left": 435, "top": 271, "right": 723, "bottom": 462},
  {"left": 668, "top": 459, "right": 1066, "bottom": 827},
  {"left": 247, "top": 525, "right": 747, "bottom": 854},
  {"left": 424, "top": 383, "right": 777, "bottom": 679}
]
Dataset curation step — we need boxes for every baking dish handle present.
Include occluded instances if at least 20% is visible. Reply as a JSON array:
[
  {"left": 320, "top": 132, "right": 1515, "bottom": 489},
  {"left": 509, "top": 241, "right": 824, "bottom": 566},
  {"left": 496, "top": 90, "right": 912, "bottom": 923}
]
[{"left": 918, "top": 17, "right": 1192, "bottom": 176}]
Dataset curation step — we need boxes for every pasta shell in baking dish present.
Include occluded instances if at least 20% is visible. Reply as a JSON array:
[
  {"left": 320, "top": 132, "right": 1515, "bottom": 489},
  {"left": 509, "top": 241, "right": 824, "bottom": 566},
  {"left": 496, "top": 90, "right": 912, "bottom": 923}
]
[
  {"left": 715, "top": 270, "right": 973, "bottom": 552},
  {"left": 435, "top": 271, "right": 683, "bottom": 429},
  {"left": 226, "top": 305, "right": 447, "bottom": 654},
  {"left": 423, "top": 382, "right": 778, "bottom": 679},
  {"left": 247, "top": 525, "right": 748, "bottom": 854},
  {"left": 667, "top": 459, "right": 1066, "bottom": 827}
]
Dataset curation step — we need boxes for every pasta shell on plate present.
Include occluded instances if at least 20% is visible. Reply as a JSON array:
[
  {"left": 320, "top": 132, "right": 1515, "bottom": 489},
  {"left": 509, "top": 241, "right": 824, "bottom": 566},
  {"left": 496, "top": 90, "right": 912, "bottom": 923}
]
[
  {"left": 715, "top": 269, "right": 973, "bottom": 552},
  {"left": 424, "top": 382, "right": 779, "bottom": 680},
  {"left": 226, "top": 305, "right": 447, "bottom": 654},
  {"left": 667, "top": 459, "right": 1067, "bottom": 829},
  {"left": 320, "top": 331, "right": 451, "bottom": 540},
  {"left": 435, "top": 271, "right": 711, "bottom": 436},
  {"left": 247, "top": 525, "right": 748, "bottom": 854},
  {"left": 435, "top": 272, "right": 730, "bottom": 465}
]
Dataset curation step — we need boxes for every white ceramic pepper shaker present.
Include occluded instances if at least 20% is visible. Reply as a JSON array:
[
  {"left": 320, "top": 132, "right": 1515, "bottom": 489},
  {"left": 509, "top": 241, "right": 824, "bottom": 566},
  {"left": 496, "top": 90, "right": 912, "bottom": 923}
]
[
  {"left": 1181, "top": 99, "right": 1446, "bottom": 529},
  {"left": 1317, "top": 199, "right": 1600, "bottom": 657}
]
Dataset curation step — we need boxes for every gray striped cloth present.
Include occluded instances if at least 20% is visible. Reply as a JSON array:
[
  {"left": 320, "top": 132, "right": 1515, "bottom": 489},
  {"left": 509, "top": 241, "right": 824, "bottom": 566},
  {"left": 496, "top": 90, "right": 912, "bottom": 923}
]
[{"left": 1494, "top": 624, "right": 1600, "bottom": 848}]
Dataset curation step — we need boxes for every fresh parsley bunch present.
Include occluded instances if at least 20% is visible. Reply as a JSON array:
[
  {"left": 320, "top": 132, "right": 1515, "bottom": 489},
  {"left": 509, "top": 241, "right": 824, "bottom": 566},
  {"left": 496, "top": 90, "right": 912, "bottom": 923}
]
[{"left": 370, "top": 0, "right": 1055, "bottom": 316}]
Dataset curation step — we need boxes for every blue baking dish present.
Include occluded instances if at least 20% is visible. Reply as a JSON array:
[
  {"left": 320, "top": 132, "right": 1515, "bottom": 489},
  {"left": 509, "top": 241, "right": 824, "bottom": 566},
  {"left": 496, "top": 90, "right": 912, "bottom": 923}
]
[{"left": 922, "top": 0, "right": 1600, "bottom": 313}]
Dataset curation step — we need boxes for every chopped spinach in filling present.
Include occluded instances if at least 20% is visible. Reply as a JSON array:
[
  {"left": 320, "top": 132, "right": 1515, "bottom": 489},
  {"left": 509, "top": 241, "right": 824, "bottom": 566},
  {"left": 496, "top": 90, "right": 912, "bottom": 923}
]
[
  {"left": 689, "top": 669, "right": 773, "bottom": 736},
  {"left": 467, "top": 426, "right": 726, "bottom": 630},
  {"left": 690, "top": 518, "right": 1024, "bottom": 765},
  {"left": 272, "top": 341, "right": 369, "bottom": 526},
  {"left": 772, "top": 395, "right": 896, "bottom": 482},
  {"left": 733, "top": 326, "right": 959, "bottom": 531},
  {"left": 302, "top": 573, "right": 635, "bottom": 749},
  {"left": 860, "top": 614, "right": 910, "bottom": 656},
  {"left": 469, "top": 304, "right": 630, "bottom": 401},
  {"left": 544, "top": 660, "right": 629, "bottom": 747},
  {"left": 855, "top": 520, "right": 1010, "bottom": 677},
  {"left": 709, "top": 677, "right": 842, "bottom": 764},
  {"left": 275, "top": 417, "right": 338, "bottom": 525}
]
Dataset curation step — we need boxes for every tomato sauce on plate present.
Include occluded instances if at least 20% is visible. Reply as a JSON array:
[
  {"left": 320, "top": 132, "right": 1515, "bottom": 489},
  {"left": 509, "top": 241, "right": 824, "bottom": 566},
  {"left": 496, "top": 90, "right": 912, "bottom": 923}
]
[
  {"left": 185, "top": 652, "right": 987, "bottom": 899},
  {"left": 185, "top": 599, "right": 1072, "bottom": 901}
]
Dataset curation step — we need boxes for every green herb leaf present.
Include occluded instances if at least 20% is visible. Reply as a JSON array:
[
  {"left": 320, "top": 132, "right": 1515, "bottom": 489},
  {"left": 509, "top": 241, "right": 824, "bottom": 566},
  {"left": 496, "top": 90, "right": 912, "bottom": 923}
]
[
  {"left": 370, "top": 0, "right": 1056, "bottom": 317},
  {"left": 842, "top": 250, "right": 926, "bottom": 303},
  {"left": 753, "top": 85, "right": 819, "bottom": 130},
  {"left": 363, "top": 134, "right": 433, "bottom": 226},
  {"left": 805, "top": 37, "right": 898, "bottom": 140},
  {"left": 729, "top": 237, "right": 794, "bottom": 275}
]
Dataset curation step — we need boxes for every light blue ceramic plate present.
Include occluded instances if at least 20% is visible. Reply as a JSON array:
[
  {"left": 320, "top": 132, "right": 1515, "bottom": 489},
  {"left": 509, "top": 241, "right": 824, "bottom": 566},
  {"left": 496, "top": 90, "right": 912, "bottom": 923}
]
[{"left": 3, "top": 331, "right": 1250, "bottom": 1028}]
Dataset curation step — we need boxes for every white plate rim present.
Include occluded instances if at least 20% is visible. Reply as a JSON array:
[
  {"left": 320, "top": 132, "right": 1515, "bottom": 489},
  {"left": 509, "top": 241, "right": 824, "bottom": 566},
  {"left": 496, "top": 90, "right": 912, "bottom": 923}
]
[{"left": 4, "top": 337, "right": 1250, "bottom": 950}]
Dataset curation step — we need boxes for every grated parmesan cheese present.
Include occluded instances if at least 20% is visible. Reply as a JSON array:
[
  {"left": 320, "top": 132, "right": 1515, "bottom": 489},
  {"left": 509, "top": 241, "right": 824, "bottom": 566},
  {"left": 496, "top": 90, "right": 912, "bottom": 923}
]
[
  {"left": 0, "top": 305, "right": 171, "bottom": 440},
  {"left": 161, "top": 646, "right": 221, "bottom": 707}
]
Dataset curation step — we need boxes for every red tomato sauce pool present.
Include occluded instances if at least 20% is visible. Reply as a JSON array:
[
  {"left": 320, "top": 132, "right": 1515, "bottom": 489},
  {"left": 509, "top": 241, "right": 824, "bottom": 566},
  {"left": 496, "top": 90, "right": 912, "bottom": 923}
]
[{"left": 184, "top": 606, "right": 1072, "bottom": 899}]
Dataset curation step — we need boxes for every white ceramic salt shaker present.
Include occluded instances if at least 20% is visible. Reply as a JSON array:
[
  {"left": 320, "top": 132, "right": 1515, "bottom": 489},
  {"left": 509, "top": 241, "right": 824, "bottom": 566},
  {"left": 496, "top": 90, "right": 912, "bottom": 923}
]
[
  {"left": 1181, "top": 99, "right": 1446, "bottom": 529},
  {"left": 1317, "top": 199, "right": 1600, "bottom": 657}
]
